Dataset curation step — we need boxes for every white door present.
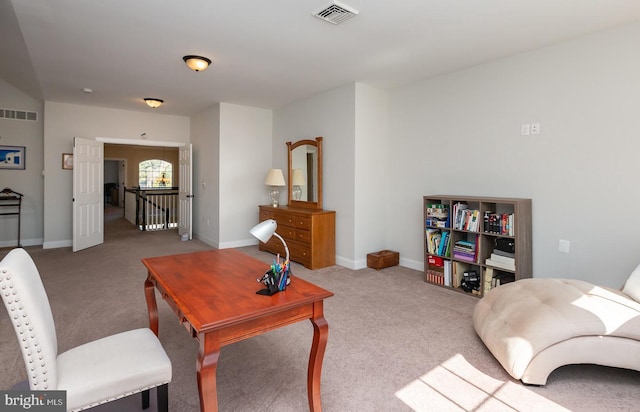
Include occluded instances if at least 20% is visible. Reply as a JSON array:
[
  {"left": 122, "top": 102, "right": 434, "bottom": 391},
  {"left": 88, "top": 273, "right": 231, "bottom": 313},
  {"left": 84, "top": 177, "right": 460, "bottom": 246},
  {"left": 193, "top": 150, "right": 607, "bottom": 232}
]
[
  {"left": 178, "top": 144, "right": 193, "bottom": 240},
  {"left": 73, "top": 137, "right": 104, "bottom": 251}
]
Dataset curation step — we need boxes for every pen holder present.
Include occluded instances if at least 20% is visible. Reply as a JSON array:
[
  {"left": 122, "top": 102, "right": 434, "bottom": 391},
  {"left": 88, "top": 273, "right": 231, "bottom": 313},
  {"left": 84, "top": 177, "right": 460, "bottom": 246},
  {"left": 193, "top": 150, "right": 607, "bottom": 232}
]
[{"left": 256, "top": 262, "right": 291, "bottom": 296}]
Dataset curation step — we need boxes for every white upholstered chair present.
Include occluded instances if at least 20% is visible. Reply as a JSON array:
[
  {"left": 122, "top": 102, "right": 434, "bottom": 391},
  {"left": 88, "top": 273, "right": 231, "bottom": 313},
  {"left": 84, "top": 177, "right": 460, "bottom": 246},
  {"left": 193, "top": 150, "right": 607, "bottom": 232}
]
[{"left": 0, "top": 248, "right": 171, "bottom": 411}]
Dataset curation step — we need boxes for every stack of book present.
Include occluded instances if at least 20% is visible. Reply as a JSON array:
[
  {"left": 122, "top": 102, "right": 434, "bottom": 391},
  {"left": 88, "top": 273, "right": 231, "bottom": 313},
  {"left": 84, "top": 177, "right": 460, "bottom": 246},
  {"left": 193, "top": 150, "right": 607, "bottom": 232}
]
[
  {"left": 453, "top": 239, "right": 476, "bottom": 262},
  {"left": 485, "top": 250, "right": 515, "bottom": 271},
  {"left": 425, "top": 203, "right": 450, "bottom": 228}
]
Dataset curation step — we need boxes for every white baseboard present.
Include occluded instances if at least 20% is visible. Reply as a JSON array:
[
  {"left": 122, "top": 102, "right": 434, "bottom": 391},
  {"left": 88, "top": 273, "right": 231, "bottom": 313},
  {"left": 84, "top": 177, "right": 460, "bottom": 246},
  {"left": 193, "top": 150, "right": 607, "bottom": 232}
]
[
  {"left": 0, "top": 238, "right": 44, "bottom": 248},
  {"left": 400, "top": 256, "right": 423, "bottom": 271},
  {"left": 42, "top": 240, "right": 72, "bottom": 249},
  {"left": 193, "top": 233, "right": 218, "bottom": 248},
  {"left": 335, "top": 255, "right": 357, "bottom": 270}
]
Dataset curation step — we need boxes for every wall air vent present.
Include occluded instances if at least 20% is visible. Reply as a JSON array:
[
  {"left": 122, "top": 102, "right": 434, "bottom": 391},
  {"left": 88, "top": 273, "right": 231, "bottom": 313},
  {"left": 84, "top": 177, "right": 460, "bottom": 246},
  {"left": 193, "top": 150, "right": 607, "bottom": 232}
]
[
  {"left": 0, "top": 108, "right": 38, "bottom": 122},
  {"left": 313, "top": 1, "right": 359, "bottom": 25}
]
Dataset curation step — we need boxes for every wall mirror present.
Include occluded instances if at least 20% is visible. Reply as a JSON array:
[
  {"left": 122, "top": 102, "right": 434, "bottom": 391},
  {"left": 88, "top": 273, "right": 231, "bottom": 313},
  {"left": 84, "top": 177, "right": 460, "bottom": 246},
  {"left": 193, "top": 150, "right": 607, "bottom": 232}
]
[{"left": 287, "top": 136, "right": 322, "bottom": 209}]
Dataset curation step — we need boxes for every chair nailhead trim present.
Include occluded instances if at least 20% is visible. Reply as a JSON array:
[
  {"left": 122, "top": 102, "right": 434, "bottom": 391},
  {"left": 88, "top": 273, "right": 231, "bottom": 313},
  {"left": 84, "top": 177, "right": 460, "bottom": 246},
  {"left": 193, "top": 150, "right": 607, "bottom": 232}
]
[{"left": 0, "top": 268, "right": 54, "bottom": 392}]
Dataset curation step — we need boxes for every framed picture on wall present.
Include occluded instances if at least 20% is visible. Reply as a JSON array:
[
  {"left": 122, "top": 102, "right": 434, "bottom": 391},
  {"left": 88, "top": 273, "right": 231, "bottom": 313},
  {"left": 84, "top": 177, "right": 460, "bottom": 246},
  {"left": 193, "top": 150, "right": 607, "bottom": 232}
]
[
  {"left": 0, "top": 145, "right": 26, "bottom": 170},
  {"left": 62, "top": 153, "right": 73, "bottom": 170}
]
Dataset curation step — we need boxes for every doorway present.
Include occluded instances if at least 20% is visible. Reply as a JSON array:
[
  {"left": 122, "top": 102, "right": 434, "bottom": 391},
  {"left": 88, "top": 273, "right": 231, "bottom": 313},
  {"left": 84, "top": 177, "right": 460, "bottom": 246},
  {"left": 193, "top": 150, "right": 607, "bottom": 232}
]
[{"left": 104, "top": 158, "right": 126, "bottom": 208}]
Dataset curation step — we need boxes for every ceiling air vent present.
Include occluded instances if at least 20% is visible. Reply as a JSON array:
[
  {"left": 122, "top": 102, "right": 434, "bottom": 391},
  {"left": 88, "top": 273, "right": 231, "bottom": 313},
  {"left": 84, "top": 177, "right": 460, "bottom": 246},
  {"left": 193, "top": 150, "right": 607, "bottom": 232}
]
[
  {"left": 0, "top": 108, "right": 38, "bottom": 122},
  {"left": 313, "top": 1, "right": 359, "bottom": 25}
]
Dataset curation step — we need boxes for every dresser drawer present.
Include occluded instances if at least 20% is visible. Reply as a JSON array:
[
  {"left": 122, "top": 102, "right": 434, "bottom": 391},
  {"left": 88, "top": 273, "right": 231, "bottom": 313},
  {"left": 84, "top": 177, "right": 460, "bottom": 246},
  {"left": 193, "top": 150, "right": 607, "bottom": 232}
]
[
  {"left": 274, "top": 212, "right": 296, "bottom": 228},
  {"left": 295, "top": 229, "right": 311, "bottom": 243},
  {"left": 289, "top": 242, "right": 311, "bottom": 264},
  {"left": 279, "top": 226, "right": 296, "bottom": 242},
  {"left": 295, "top": 216, "right": 311, "bottom": 230},
  {"left": 259, "top": 209, "right": 274, "bottom": 221},
  {"left": 263, "top": 237, "right": 286, "bottom": 256}
]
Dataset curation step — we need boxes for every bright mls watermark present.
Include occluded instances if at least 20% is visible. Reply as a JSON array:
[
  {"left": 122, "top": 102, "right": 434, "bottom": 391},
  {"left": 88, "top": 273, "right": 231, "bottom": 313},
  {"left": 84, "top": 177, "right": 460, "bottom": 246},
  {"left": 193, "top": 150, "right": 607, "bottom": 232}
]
[{"left": 0, "top": 391, "right": 65, "bottom": 411}]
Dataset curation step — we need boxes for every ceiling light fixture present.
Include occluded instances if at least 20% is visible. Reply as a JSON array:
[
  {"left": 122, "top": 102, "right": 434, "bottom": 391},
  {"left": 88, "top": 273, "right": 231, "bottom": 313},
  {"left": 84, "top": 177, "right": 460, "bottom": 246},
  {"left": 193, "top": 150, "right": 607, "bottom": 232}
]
[
  {"left": 182, "top": 55, "right": 212, "bottom": 72},
  {"left": 144, "top": 98, "right": 164, "bottom": 108}
]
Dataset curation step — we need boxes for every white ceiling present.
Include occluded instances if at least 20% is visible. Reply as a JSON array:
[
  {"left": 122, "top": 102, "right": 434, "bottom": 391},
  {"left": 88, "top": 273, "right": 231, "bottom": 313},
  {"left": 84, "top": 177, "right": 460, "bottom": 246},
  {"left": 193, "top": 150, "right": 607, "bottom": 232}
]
[{"left": 2, "top": 0, "right": 640, "bottom": 116}]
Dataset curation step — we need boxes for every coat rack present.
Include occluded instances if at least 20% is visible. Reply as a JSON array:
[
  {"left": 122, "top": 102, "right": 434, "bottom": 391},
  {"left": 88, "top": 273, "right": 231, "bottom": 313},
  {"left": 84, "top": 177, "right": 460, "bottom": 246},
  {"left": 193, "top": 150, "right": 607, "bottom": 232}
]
[{"left": 0, "top": 188, "right": 23, "bottom": 247}]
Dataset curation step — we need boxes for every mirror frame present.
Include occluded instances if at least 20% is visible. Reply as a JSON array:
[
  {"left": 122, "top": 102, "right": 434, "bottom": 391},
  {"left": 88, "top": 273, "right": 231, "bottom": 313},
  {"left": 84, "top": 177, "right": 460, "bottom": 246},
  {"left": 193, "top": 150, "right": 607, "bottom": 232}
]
[{"left": 286, "top": 136, "right": 322, "bottom": 210}]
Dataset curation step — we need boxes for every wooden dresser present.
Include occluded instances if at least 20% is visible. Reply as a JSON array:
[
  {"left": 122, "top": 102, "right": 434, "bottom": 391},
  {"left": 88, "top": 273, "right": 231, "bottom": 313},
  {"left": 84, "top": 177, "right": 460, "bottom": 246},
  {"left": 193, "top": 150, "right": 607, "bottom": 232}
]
[{"left": 258, "top": 205, "right": 336, "bottom": 269}]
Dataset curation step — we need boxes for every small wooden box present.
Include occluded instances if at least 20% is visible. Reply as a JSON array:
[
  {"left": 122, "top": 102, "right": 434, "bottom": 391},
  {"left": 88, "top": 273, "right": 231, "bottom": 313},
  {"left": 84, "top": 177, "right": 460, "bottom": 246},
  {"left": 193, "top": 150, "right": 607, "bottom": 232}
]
[{"left": 367, "top": 250, "right": 400, "bottom": 270}]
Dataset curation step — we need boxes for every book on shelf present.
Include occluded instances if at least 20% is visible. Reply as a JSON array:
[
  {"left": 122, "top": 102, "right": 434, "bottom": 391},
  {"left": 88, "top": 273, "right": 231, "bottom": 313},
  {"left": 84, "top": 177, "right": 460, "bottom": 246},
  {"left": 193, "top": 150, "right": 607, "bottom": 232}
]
[
  {"left": 491, "top": 270, "right": 515, "bottom": 288},
  {"left": 425, "top": 203, "right": 450, "bottom": 228},
  {"left": 485, "top": 257, "right": 515, "bottom": 271},
  {"left": 437, "top": 231, "right": 450, "bottom": 256},
  {"left": 426, "top": 228, "right": 450, "bottom": 257},
  {"left": 426, "top": 229, "right": 441, "bottom": 255},
  {"left": 453, "top": 251, "right": 476, "bottom": 262},
  {"left": 483, "top": 212, "right": 515, "bottom": 236},
  {"left": 492, "top": 249, "right": 515, "bottom": 259},
  {"left": 444, "top": 260, "right": 452, "bottom": 286},
  {"left": 453, "top": 205, "right": 480, "bottom": 232},
  {"left": 444, "top": 236, "right": 451, "bottom": 257},
  {"left": 452, "top": 202, "right": 468, "bottom": 230},
  {"left": 489, "top": 253, "right": 515, "bottom": 266}
]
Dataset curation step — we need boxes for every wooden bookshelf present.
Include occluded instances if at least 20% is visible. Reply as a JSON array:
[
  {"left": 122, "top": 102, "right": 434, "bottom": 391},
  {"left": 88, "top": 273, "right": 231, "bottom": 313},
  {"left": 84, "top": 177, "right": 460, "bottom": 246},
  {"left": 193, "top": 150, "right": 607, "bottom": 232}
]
[{"left": 423, "top": 195, "right": 532, "bottom": 297}]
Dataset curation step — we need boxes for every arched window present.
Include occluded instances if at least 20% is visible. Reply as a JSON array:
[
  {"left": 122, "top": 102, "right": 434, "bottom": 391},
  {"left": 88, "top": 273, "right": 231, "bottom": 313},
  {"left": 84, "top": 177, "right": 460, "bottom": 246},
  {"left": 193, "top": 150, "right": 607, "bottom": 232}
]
[{"left": 139, "top": 159, "right": 172, "bottom": 188}]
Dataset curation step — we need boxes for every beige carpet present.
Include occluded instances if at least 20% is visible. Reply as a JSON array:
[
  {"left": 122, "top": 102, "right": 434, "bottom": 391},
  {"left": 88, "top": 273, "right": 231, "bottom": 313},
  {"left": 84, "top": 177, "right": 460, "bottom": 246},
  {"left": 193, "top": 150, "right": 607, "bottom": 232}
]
[{"left": 1, "top": 208, "right": 638, "bottom": 411}]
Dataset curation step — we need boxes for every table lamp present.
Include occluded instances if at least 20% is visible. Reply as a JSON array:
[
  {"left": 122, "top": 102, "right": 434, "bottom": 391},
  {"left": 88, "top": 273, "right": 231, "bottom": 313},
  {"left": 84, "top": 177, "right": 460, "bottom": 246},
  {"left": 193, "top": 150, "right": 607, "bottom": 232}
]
[
  {"left": 291, "top": 169, "right": 305, "bottom": 201},
  {"left": 264, "top": 169, "right": 286, "bottom": 207}
]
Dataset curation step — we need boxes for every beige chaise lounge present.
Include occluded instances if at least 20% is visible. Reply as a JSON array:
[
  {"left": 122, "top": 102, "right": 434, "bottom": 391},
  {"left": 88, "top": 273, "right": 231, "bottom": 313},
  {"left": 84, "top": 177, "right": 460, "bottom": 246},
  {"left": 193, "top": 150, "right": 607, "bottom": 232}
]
[{"left": 473, "top": 265, "right": 640, "bottom": 385}]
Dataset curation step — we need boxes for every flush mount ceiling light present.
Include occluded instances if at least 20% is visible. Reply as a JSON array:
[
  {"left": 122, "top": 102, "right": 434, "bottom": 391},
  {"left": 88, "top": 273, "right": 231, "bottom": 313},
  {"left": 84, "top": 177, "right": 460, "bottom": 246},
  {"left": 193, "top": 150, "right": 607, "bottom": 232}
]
[
  {"left": 182, "top": 55, "right": 212, "bottom": 72},
  {"left": 144, "top": 98, "right": 164, "bottom": 108}
]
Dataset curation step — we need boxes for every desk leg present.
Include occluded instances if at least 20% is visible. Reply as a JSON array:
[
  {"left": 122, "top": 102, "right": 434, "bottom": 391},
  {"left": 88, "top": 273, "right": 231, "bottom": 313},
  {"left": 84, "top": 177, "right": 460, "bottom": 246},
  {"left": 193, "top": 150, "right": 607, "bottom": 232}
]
[
  {"left": 144, "top": 275, "right": 159, "bottom": 336},
  {"left": 308, "top": 300, "right": 329, "bottom": 412},
  {"left": 197, "top": 331, "right": 221, "bottom": 412}
]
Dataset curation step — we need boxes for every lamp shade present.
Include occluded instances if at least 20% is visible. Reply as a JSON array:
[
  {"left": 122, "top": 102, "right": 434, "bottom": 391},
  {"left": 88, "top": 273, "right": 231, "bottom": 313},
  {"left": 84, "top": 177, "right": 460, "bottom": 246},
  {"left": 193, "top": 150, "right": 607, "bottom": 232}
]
[
  {"left": 183, "top": 55, "right": 212, "bottom": 71},
  {"left": 250, "top": 219, "right": 277, "bottom": 243},
  {"left": 292, "top": 169, "right": 305, "bottom": 186},
  {"left": 264, "top": 169, "right": 286, "bottom": 186}
]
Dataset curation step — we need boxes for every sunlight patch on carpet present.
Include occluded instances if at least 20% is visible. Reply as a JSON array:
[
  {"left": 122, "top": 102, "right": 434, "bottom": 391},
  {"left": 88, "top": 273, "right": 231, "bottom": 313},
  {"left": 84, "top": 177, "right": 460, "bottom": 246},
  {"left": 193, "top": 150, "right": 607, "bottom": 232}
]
[{"left": 395, "top": 354, "right": 570, "bottom": 411}]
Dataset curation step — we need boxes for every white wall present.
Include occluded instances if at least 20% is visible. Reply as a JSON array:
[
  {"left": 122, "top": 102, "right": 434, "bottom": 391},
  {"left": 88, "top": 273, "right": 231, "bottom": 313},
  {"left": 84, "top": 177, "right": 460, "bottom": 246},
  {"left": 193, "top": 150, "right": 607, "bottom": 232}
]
[
  {"left": 354, "top": 83, "right": 390, "bottom": 268},
  {"left": 388, "top": 22, "right": 640, "bottom": 288},
  {"left": 0, "top": 79, "right": 44, "bottom": 246},
  {"left": 218, "top": 103, "right": 273, "bottom": 248},
  {"left": 43, "top": 102, "right": 190, "bottom": 247},
  {"left": 274, "top": 83, "right": 357, "bottom": 267},
  {"left": 191, "top": 104, "right": 220, "bottom": 246},
  {"left": 190, "top": 102, "right": 272, "bottom": 248}
]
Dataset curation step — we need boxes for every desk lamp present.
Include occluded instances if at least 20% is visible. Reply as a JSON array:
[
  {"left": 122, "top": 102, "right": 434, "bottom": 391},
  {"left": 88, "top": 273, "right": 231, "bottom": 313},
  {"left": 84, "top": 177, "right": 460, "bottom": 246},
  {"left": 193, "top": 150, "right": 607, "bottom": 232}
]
[
  {"left": 250, "top": 219, "right": 291, "bottom": 295},
  {"left": 250, "top": 219, "right": 289, "bottom": 263}
]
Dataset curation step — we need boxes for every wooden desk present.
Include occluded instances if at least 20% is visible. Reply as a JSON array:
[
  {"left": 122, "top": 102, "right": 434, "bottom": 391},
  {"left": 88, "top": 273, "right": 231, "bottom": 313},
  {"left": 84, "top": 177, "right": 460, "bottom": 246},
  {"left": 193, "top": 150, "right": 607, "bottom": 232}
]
[{"left": 142, "top": 249, "right": 333, "bottom": 412}]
